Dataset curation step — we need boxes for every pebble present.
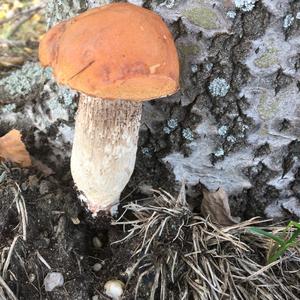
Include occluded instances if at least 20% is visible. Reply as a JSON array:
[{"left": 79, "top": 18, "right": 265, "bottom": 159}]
[
  {"left": 104, "top": 280, "right": 125, "bottom": 300},
  {"left": 44, "top": 272, "right": 64, "bottom": 292},
  {"left": 92, "top": 237, "right": 103, "bottom": 249},
  {"left": 92, "top": 263, "right": 102, "bottom": 272},
  {"left": 71, "top": 217, "right": 80, "bottom": 225}
]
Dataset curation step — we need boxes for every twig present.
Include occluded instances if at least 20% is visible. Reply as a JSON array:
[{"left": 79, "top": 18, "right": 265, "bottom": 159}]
[
  {"left": 0, "top": 5, "right": 43, "bottom": 27},
  {"left": 0, "top": 39, "right": 25, "bottom": 47},
  {"left": 7, "top": 12, "right": 37, "bottom": 38},
  {"left": 0, "top": 286, "right": 7, "bottom": 300},
  {"left": 13, "top": 184, "right": 28, "bottom": 241},
  {"left": 2, "top": 236, "right": 20, "bottom": 280},
  {"left": 36, "top": 251, "right": 51, "bottom": 270},
  {"left": 0, "top": 276, "right": 17, "bottom": 300}
]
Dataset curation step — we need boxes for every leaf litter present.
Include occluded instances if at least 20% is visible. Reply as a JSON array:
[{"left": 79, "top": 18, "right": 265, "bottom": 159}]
[
  {"left": 112, "top": 185, "right": 300, "bottom": 299},
  {"left": 0, "top": 129, "right": 31, "bottom": 167}
]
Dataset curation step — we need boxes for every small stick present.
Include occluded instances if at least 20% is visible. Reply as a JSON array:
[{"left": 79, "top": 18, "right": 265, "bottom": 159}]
[
  {"left": 0, "top": 5, "right": 43, "bottom": 27},
  {"left": 36, "top": 251, "right": 51, "bottom": 270},
  {"left": 0, "top": 276, "right": 17, "bottom": 300},
  {"left": 2, "top": 236, "right": 19, "bottom": 280}
]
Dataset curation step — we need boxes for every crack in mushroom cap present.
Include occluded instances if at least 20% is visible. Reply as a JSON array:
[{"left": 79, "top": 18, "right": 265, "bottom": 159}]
[{"left": 39, "top": 3, "right": 180, "bottom": 101}]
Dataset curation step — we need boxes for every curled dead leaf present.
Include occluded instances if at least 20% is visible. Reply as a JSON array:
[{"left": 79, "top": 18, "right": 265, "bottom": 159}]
[
  {"left": 0, "top": 129, "right": 31, "bottom": 167},
  {"left": 201, "top": 188, "right": 240, "bottom": 226}
]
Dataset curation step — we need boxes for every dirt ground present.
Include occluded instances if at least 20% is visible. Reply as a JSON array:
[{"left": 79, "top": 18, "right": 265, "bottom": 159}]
[
  {"left": 1, "top": 163, "right": 300, "bottom": 300},
  {"left": 2, "top": 159, "right": 175, "bottom": 299},
  {"left": 0, "top": 164, "right": 197, "bottom": 299}
]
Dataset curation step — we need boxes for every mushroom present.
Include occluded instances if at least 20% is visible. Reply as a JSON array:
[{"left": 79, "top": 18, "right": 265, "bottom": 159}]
[{"left": 39, "top": 3, "right": 179, "bottom": 213}]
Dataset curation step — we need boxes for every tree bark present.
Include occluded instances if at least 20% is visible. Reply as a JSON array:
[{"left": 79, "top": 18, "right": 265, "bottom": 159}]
[{"left": 1, "top": 0, "right": 300, "bottom": 219}]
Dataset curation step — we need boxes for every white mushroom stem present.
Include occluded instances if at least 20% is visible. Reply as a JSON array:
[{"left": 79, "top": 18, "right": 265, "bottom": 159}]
[{"left": 71, "top": 94, "right": 142, "bottom": 213}]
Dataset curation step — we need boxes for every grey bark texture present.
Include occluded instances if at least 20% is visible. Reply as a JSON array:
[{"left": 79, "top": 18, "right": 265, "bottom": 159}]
[{"left": 1, "top": 0, "right": 300, "bottom": 219}]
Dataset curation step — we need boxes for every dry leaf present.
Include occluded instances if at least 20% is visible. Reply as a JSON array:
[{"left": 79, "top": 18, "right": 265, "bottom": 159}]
[
  {"left": 0, "top": 129, "right": 31, "bottom": 167},
  {"left": 201, "top": 188, "right": 240, "bottom": 226}
]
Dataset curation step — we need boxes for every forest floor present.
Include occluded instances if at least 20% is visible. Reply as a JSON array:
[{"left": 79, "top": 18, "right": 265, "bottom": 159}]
[
  {"left": 1, "top": 163, "right": 300, "bottom": 300},
  {"left": 0, "top": 1, "right": 299, "bottom": 300}
]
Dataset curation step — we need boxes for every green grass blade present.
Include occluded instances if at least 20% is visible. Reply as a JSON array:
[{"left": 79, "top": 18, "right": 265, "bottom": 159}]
[{"left": 249, "top": 227, "right": 285, "bottom": 245}]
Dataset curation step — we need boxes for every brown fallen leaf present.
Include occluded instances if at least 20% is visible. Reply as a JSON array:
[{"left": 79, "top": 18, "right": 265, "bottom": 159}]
[
  {"left": 0, "top": 129, "right": 31, "bottom": 167},
  {"left": 201, "top": 188, "right": 240, "bottom": 226}
]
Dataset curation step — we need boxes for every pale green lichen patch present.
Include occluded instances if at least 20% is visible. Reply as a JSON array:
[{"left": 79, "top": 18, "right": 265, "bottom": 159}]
[
  {"left": 209, "top": 78, "right": 230, "bottom": 97},
  {"left": 244, "top": 27, "right": 298, "bottom": 76},
  {"left": 258, "top": 90, "right": 280, "bottom": 120},
  {"left": 254, "top": 48, "right": 279, "bottom": 68},
  {"left": 178, "top": 43, "right": 201, "bottom": 58},
  {"left": 183, "top": 7, "right": 220, "bottom": 30},
  {"left": 182, "top": 128, "right": 194, "bottom": 141},
  {"left": 283, "top": 14, "right": 294, "bottom": 29},
  {"left": 218, "top": 125, "right": 228, "bottom": 136},
  {"left": 158, "top": 0, "right": 176, "bottom": 8},
  {"left": 0, "top": 62, "right": 43, "bottom": 97},
  {"left": 1, "top": 103, "right": 16, "bottom": 113},
  {"left": 58, "top": 86, "right": 77, "bottom": 107},
  {"left": 234, "top": 0, "right": 256, "bottom": 12},
  {"left": 214, "top": 147, "right": 224, "bottom": 157}
]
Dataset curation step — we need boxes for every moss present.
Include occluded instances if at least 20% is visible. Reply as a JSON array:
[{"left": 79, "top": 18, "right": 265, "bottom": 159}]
[
  {"left": 183, "top": 7, "right": 219, "bottom": 30},
  {"left": 254, "top": 48, "right": 279, "bottom": 68}
]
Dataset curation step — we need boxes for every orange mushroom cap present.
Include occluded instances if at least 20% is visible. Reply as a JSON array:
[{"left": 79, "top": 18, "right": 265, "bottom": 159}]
[{"left": 39, "top": 3, "right": 179, "bottom": 101}]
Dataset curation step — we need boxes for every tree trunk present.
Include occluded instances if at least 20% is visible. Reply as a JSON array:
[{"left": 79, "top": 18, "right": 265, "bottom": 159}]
[{"left": 1, "top": 0, "right": 300, "bottom": 219}]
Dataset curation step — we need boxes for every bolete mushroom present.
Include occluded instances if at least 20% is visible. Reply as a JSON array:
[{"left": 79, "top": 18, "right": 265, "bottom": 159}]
[{"left": 39, "top": 3, "right": 179, "bottom": 213}]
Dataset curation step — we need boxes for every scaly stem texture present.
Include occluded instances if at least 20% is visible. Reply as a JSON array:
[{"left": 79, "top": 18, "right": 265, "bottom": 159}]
[{"left": 71, "top": 94, "right": 142, "bottom": 212}]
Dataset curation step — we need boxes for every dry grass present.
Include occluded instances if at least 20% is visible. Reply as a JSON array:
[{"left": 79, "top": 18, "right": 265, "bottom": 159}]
[
  {"left": 0, "top": 163, "right": 29, "bottom": 300},
  {"left": 114, "top": 186, "right": 300, "bottom": 300}
]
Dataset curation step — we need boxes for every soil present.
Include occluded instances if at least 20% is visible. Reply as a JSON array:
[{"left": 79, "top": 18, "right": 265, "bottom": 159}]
[
  {"left": 0, "top": 155, "right": 299, "bottom": 300},
  {"left": 0, "top": 162, "right": 138, "bottom": 300}
]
